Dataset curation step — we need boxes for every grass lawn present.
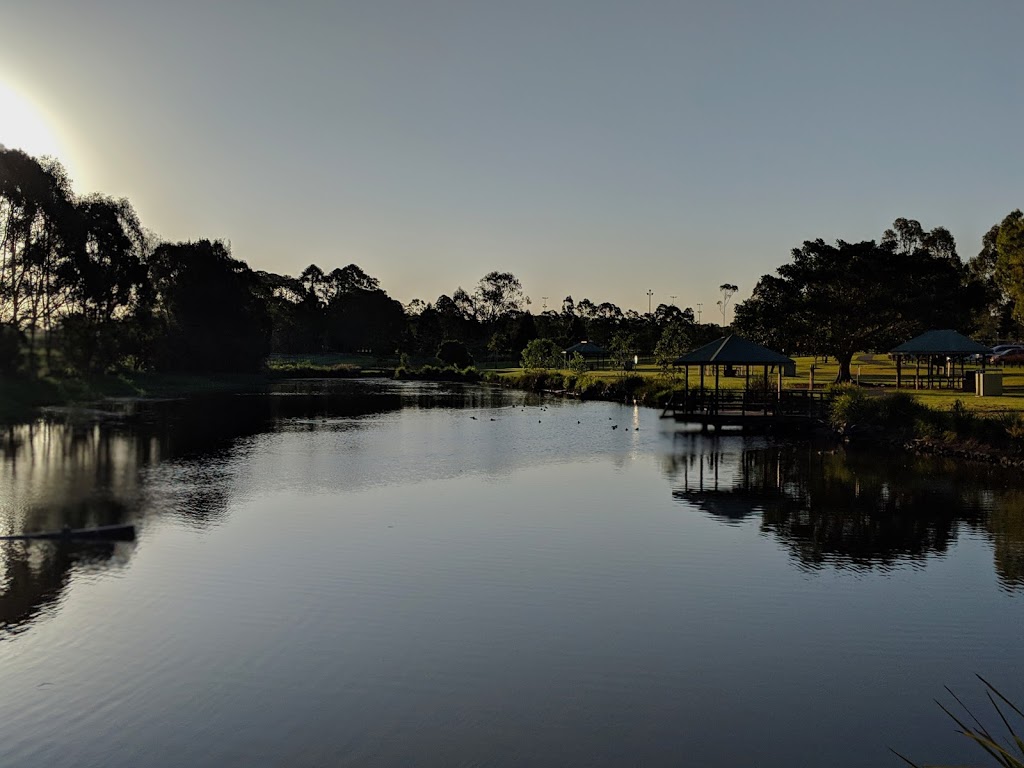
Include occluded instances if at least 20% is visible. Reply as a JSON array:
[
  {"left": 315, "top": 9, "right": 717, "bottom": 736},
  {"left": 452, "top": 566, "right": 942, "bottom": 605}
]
[{"left": 495, "top": 353, "right": 1024, "bottom": 415}]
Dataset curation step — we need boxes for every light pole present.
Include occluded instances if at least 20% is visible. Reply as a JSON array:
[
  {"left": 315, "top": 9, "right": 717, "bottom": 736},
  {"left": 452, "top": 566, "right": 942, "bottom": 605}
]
[
  {"left": 696, "top": 303, "right": 703, "bottom": 324},
  {"left": 669, "top": 295, "right": 677, "bottom": 305},
  {"left": 646, "top": 289, "right": 654, "bottom": 314},
  {"left": 541, "top": 296, "right": 548, "bottom": 311}
]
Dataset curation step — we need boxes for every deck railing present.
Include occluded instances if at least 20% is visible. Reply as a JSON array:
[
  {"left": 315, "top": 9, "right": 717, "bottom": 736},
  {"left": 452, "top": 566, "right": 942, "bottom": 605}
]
[{"left": 662, "top": 389, "right": 831, "bottom": 420}]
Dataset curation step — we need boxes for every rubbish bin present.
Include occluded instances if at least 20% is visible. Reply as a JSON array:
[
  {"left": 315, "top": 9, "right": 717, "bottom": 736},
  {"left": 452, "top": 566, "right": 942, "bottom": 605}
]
[
  {"left": 976, "top": 370, "right": 1003, "bottom": 397},
  {"left": 962, "top": 371, "right": 977, "bottom": 393}
]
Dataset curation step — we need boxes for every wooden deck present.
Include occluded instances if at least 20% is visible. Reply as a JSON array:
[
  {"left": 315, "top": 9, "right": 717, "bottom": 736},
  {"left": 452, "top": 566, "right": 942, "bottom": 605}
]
[{"left": 661, "top": 390, "right": 830, "bottom": 432}]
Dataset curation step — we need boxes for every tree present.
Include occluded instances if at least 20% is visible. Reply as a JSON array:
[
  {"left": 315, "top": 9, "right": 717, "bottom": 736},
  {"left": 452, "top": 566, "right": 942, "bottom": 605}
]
[
  {"left": 994, "top": 210, "right": 1024, "bottom": 325},
  {"left": 325, "top": 287, "right": 405, "bottom": 356},
  {"left": 487, "top": 331, "right": 509, "bottom": 366},
  {"left": 63, "top": 194, "right": 148, "bottom": 371},
  {"left": 608, "top": 331, "right": 636, "bottom": 371},
  {"left": 474, "top": 271, "right": 527, "bottom": 324},
  {"left": 147, "top": 240, "right": 271, "bottom": 372},
  {"left": 717, "top": 283, "right": 738, "bottom": 326},
  {"left": 520, "top": 338, "right": 561, "bottom": 370},
  {"left": 654, "top": 319, "right": 693, "bottom": 373},
  {"left": 451, "top": 287, "right": 477, "bottom": 322},
  {"left": 967, "top": 222, "right": 1015, "bottom": 339},
  {"left": 734, "top": 238, "right": 976, "bottom": 382},
  {"left": 299, "top": 264, "right": 325, "bottom": 304},
  {"left": 0, "top": 323, "right": 24, "bottom": 374},
  {"left": 567, "top": 351, "right": 588, "bottom": 374},
  {"left": 324, "top": 264, "right": 380, "bottom": 302},
  {"left": 437, "top": 339, "right": 473, "bottom": 368},
  {"left": 0, "top": 150, "right": 77, "bottom": 366}
]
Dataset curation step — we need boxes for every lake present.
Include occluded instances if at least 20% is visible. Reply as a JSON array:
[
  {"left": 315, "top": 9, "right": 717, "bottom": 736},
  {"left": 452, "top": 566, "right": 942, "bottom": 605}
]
[{"left": 0, "top": 379, "right": 1022, "bottom": 767}]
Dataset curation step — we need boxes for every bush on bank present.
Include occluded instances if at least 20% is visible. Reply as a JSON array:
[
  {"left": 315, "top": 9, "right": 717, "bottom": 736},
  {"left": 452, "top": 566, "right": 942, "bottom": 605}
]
[
  {"left": 829, "top": 385, "right": 1024, "bottom": 454},
  {"left": 394, "top": 364, "right": 483, "bottom": 383}
]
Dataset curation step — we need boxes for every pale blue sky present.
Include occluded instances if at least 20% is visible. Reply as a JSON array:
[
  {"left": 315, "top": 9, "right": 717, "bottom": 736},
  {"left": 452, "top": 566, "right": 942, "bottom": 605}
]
[{"left": 2, "top": 0, "right": 1021, "bottom": 314}]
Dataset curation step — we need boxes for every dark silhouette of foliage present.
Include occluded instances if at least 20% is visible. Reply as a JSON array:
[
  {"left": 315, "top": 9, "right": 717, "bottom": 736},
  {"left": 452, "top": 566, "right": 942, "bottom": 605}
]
[
  {"left": 147, "top": 240, "right": 270, "bottom": 372},
  {"left": 325, "top": 288, "right": 405, "bottom": 355},
  {"left": 474, "top": 271, "right": 528, "bottom": 323},
  {"left": 436, "top": 339, "right": 473, "bottom": 368},
  {"left": 735, "top": 230, "right": 981, "bottom": 382},
  {"left": 0, "top": 323, "right": 24, "bottom": 374}
]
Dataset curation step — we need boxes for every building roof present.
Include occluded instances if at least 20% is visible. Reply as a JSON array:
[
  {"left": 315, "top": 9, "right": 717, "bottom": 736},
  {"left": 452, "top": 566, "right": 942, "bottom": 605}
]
[
  {"left": 890, "top": 329, "right": 991, "bottom": 356},
  {"left": 564, "top": 341, "right": 606, "bottom": 356},
  {"left": 674, "top": 335, "right": 795, "bottom": 367}
]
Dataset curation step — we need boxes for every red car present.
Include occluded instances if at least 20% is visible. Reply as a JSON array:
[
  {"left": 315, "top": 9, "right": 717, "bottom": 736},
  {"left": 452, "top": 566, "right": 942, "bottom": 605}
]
[{"left": 992, "top": 349, "right": 1024, "bottom": 366}]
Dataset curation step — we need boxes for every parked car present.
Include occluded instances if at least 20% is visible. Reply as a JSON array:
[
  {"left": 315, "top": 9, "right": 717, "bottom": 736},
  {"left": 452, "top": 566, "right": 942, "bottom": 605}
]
[
  {"left": 992, "top": 349, "right": 1024, "bottom": 366},
  {"left": 991, "top": 344, "right": 1024, "bottom": 356}
]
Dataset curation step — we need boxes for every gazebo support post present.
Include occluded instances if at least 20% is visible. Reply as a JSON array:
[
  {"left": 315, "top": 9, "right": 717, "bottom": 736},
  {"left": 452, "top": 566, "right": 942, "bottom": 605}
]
[
  {"left": 714, "top": 365, "right": 720, "bottom": 415},
  {"left": 763, "top": 366, "right": 769, "bottom": 416},
  {"left": 744, "top": 365, "right": 750, "bottom": 415},
  {"left": 896, "top": 355, "right": 902, "bottom": 389},
  {"left": 684, "top": 366, "right": 689, "bottom": 413}
]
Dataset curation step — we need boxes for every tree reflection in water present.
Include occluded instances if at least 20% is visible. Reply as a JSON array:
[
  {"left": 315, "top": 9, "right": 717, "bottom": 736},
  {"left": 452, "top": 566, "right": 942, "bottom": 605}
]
[
  {"left": 0, "top": 381, "right": 475, "bottom": 638},
  {"left": 665, "top": 435, "right": 1024, "bottom": 588}
]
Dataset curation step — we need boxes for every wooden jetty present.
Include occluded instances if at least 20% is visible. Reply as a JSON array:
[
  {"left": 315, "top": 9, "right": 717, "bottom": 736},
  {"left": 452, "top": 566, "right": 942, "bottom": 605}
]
[{"left": 660, "top": 389, "right": 830, "bottom": 432}]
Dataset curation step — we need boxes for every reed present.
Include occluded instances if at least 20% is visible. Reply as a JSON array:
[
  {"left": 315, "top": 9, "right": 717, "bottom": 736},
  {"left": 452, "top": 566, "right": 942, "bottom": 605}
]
[{"left": 894, "top": 676, "right": 1024, "bottom": 768}]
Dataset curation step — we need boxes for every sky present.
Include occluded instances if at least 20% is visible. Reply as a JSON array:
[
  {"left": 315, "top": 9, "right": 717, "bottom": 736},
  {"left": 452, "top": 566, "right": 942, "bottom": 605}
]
[{"left": 2, "top": 0, "right": 1022, "bottom": 316}]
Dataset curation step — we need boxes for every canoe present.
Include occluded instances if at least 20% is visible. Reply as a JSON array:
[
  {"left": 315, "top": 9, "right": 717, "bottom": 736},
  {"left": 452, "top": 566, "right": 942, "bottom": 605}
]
[{"left": 0, "top": 524, "right": 136, "bottom": 542}]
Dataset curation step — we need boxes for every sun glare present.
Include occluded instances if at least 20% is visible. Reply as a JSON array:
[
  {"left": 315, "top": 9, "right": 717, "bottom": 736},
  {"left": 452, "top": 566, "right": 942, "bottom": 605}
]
[{"left": 0, "top": 80, "right": 64, "bottom": 159}]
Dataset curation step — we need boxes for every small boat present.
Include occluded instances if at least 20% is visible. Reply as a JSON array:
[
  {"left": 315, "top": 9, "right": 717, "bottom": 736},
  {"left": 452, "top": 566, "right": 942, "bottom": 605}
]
[{"left": 0, "top": 524, "right": 136, "bottom": 542}]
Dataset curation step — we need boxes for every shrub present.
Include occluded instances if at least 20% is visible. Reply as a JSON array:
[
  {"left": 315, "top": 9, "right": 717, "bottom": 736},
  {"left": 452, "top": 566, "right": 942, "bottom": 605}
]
[
  {"left": 568, "top": 351, "right": 588, "bottom": 375},
  {"left": 828, "top": 385, "right": 877, "bottom": 429},
  {"left": 436, "top": 340, "right": 473, "bottom": 368},
  {"left": 520, "top": 338, "right": 562, "bottom": 370},
  {"left": 0, "top": 324, "right": 24, "bottom": 375}
]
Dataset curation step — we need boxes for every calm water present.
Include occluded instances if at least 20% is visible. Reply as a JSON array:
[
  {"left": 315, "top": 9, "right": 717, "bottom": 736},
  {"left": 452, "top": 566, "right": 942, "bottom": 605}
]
[{"left": 0, "top": 379, "right": 1022, "bottom": 767}]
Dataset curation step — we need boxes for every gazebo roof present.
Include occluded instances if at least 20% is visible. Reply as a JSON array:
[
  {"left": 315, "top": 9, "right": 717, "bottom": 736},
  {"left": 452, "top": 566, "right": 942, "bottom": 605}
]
[
  {"left": 890, "top": 329, "right": 991, "bottom": 356},
  {"left": 564, "top": 341, "right": 605, "bottom": 357},
  {"left": 674, "top": 335, "right": 794, "bottom": 367}
]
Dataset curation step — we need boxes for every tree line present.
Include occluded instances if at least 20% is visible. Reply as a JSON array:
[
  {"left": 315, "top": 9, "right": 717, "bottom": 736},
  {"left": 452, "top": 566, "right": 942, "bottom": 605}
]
[
  {"left": 734, "top": 216, "right": 1024, "bottom": 381},
  {"left": 2, "top": 148, "right": 1022, "bottom": 380}
]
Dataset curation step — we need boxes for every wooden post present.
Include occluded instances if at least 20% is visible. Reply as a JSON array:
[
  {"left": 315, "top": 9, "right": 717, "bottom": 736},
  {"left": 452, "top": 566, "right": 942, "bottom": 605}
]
[
  {"left": 915, "top": 357, "right": 920, "bottom": 389},
  {"left": 714, "top": 365, "right": 720, "bottom": 415},
  {"left": 684, "top": 366, "right": 689, "bottom": 413},
  {"left": 744, "top": 365, "right": 750, "bottom": 415},
  {"left": 896, "top": 355, "right": 902, "bottom": 389},
  {"left": 763, "top": 366, "right": 769, "bottom": 415}
]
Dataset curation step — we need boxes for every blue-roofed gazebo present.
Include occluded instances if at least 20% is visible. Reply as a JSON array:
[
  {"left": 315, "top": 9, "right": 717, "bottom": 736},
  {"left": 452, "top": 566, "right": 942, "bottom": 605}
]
[{"left": 670, "top": 335, "right": 796, "bottom": 419}]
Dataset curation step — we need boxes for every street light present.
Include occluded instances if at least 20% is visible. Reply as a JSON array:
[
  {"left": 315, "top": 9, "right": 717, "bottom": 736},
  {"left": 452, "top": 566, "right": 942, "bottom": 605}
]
[{"left": 646, "top": 289, "right": 654, "bottom": 314}]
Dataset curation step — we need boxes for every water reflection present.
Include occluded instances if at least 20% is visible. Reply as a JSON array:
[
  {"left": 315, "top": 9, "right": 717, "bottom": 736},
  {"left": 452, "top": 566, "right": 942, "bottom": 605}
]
[
  {"left": 665, "top": 437, "right": 1024, "bottom": 588},
  {"left": 0, "top": 380, "right": 432, "bottom": 638}
]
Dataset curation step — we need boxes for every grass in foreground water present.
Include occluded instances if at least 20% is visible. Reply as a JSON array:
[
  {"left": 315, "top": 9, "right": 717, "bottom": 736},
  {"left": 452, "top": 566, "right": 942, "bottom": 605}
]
[{"left": 894, "top": 676, "right": 1024, "bottom": 767}]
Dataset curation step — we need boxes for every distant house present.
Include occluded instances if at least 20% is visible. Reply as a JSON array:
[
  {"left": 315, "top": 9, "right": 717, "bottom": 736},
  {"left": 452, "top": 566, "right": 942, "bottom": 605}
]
[{"left": 563, "top": 340, "right": 606, "bottom": 370}]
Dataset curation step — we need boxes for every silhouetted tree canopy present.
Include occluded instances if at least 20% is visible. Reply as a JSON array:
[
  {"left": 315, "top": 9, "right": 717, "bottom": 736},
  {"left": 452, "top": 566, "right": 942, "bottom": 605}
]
[
  {"left": 436, "top": 339, "right": 473, "bottom": 368},
  {"left": 0, "top": 148, "right": 1015, "bottom": 378},
  {"left": 994, "top": 210, "right": 1024, "bottom": 325},
  {"left": 735, "top": 232, "right": 980, "bottom": 382},
  {"left": 148, "top": 240, "right": 270, "bottom": 372}
]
